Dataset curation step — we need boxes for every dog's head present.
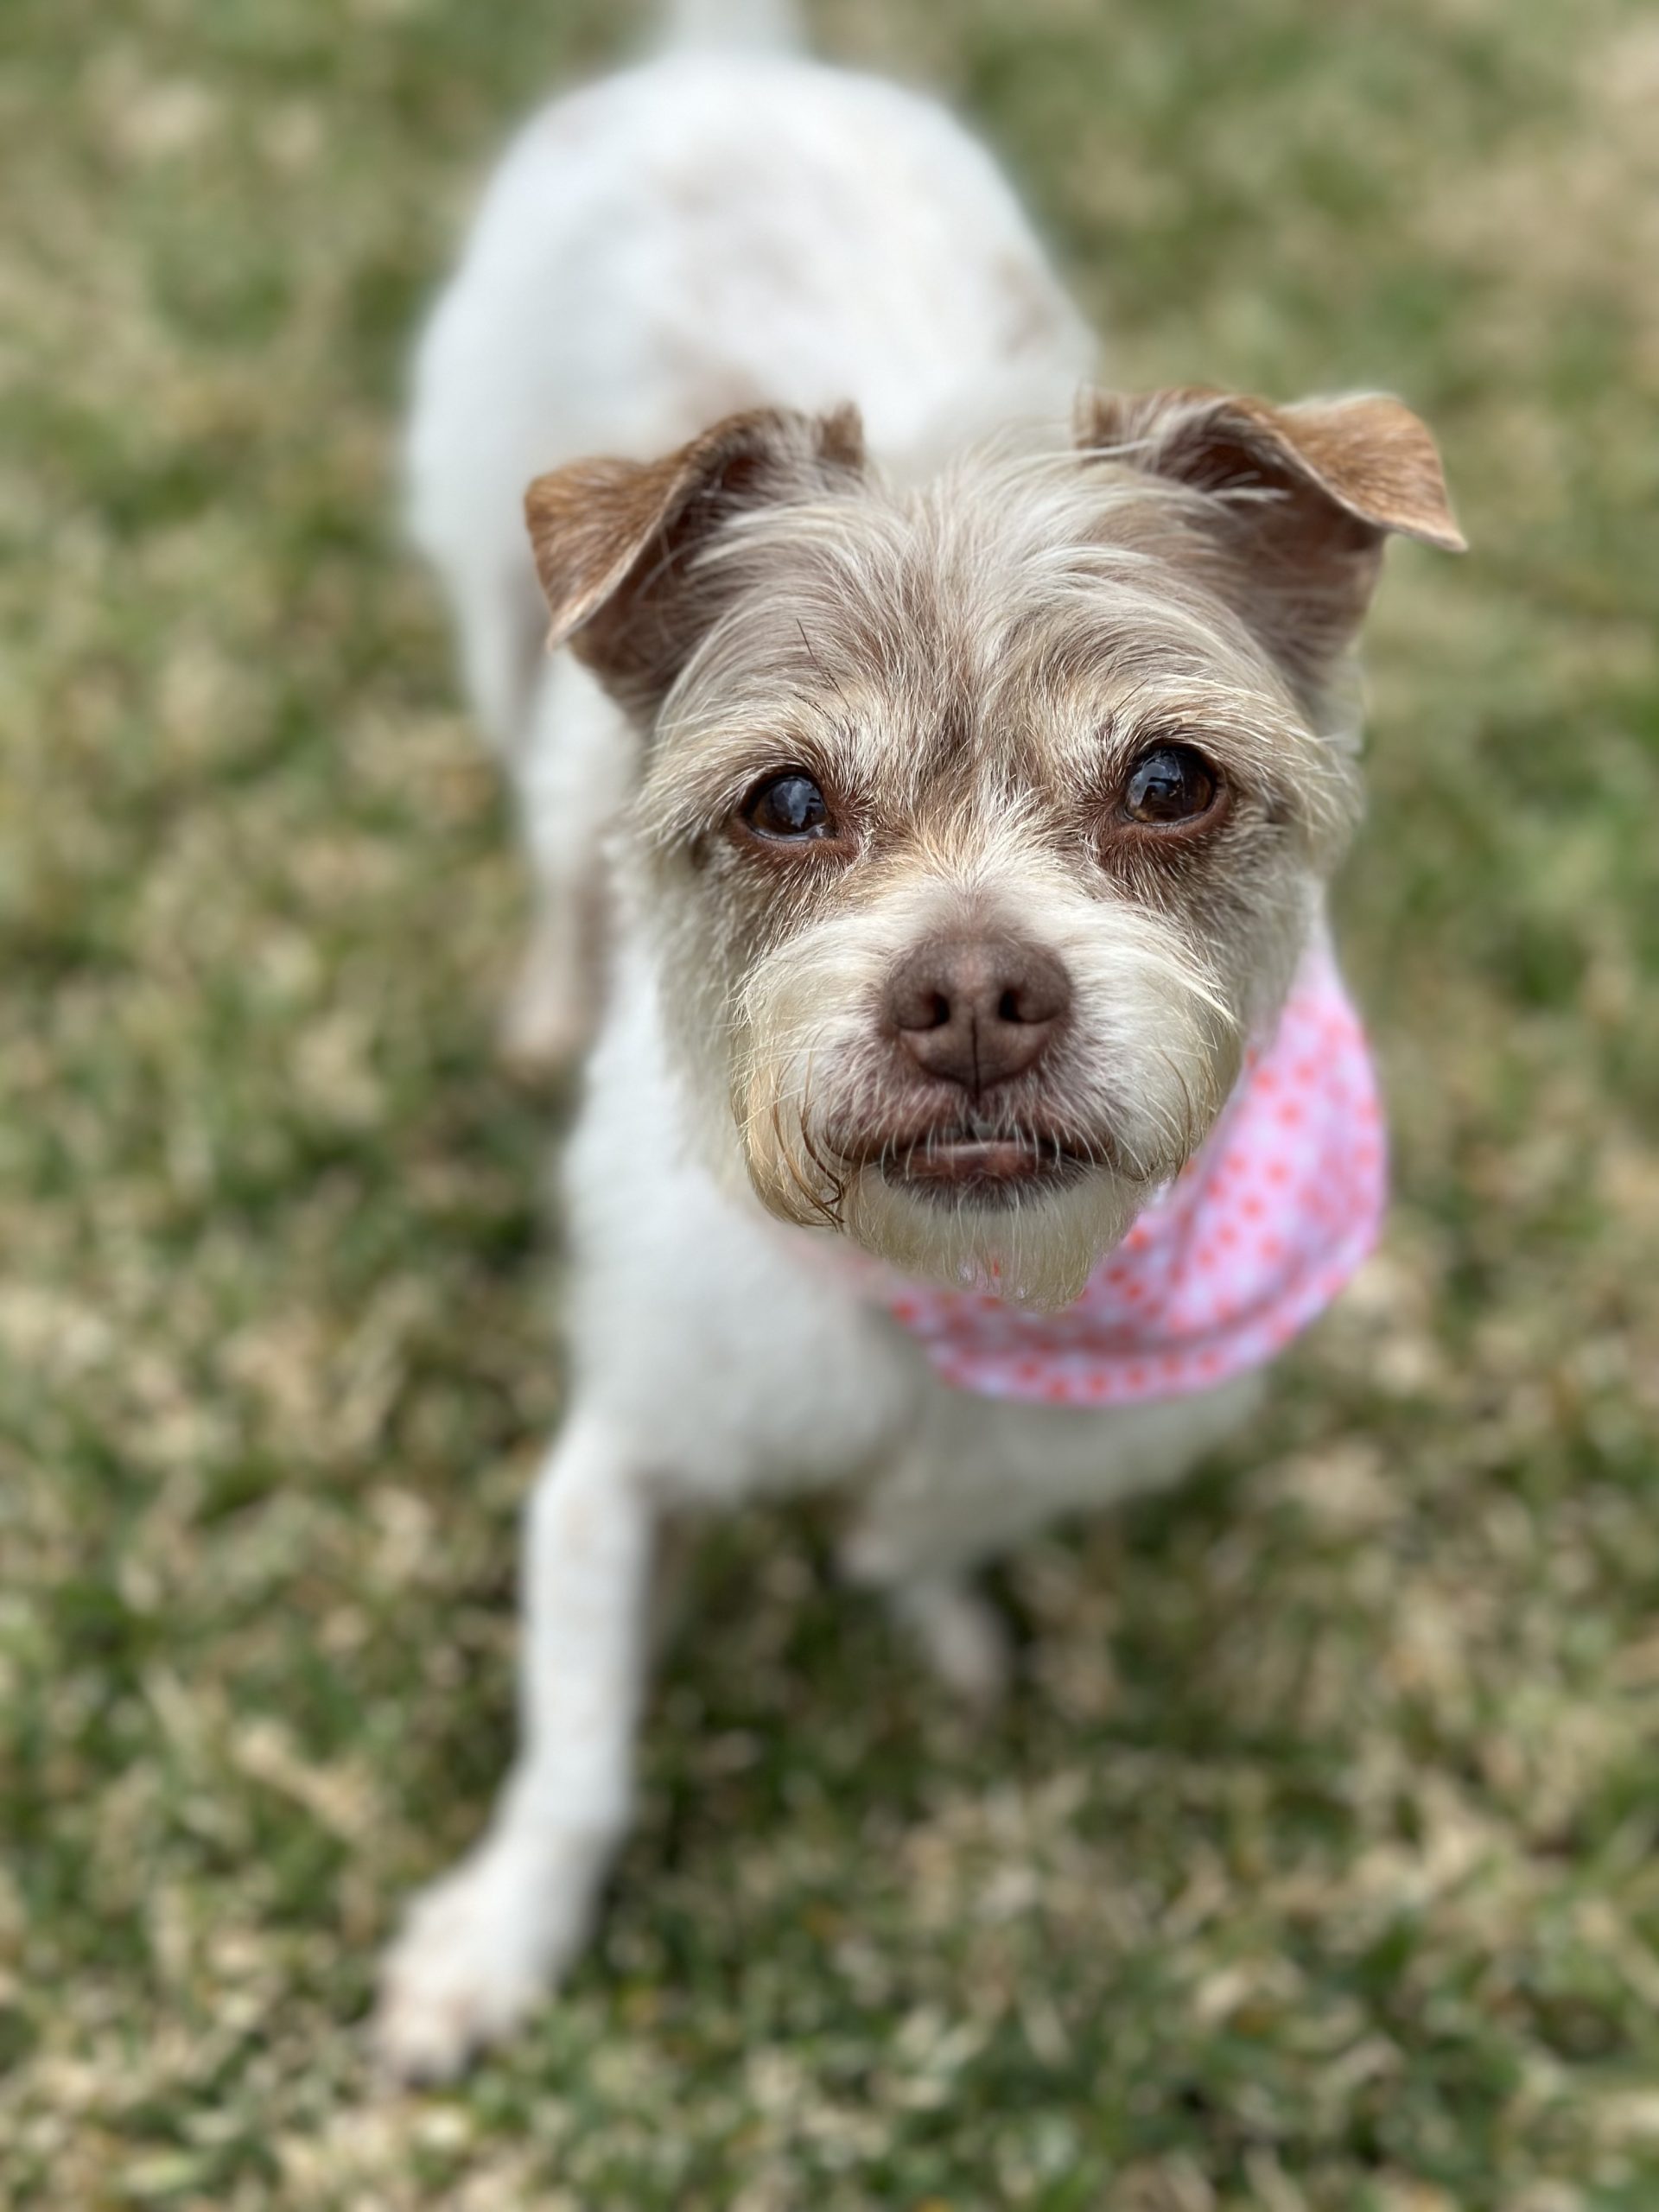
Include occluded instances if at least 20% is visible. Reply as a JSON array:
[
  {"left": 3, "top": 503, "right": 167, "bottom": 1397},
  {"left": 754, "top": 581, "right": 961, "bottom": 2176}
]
[{"left": 525, "top": 390, "right": 1462, "bottom": 1304}]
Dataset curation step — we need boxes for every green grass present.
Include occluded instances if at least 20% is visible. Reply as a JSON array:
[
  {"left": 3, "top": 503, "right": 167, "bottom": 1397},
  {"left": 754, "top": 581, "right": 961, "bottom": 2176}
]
[{"left": 3, "top": 0, "right": 1658, "bottom": 2203}]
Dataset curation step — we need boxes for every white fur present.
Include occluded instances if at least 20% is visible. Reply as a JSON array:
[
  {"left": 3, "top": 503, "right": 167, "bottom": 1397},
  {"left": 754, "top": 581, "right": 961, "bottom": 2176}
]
[{"left": 376, "top": 12, "right": 1270, "bottom": 2080}]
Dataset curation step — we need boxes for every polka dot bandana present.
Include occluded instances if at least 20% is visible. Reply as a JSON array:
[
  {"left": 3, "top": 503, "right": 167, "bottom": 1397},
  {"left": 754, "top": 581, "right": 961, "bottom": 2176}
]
[{"left": 865, "top": 942, "right": 1385, "bottom": 1405}]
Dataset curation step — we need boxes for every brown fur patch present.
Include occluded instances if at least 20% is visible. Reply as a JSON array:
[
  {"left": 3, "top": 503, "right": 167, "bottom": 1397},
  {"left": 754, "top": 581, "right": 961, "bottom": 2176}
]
[
  {"left": 1076, "top": 386, "right": 1465, "bottom": 550},
  {"left": 1075, "top": 385, "right": 1465, "bottom": 700},
  {"left": 524, "top": 406, "right": 866, "bottom": 717}
]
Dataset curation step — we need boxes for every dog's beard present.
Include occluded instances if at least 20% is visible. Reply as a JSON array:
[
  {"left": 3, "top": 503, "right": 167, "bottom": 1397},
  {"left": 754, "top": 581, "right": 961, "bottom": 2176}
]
[
  {"left": 836, "top": 1154, "right": 1144, "bottom": 1308},
  {"left": 738, "top": 1042, "right": 1154, "bottom": 1306}
]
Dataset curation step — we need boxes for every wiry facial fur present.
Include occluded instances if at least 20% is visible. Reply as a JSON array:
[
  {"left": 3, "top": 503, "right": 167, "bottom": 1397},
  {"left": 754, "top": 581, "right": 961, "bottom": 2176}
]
[{"left": 626, "top": 441, "right": 1363, "bottom": 1304}]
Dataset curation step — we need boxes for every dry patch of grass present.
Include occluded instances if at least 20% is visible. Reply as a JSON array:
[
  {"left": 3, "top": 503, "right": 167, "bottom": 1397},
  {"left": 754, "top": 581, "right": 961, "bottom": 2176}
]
[{"left": 2, "top": 0, "right": 1656, "bottom": 2205}]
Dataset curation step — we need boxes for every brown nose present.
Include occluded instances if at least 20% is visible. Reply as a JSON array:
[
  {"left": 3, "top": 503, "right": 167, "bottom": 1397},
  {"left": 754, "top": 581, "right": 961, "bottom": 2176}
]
[{"left": 887, "top": 936, "right": 1070, "bottom": 1092}]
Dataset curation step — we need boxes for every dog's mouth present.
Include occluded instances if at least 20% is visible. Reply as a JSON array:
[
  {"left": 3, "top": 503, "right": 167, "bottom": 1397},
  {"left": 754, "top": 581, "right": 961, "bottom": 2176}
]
[{"left": 864, "top": 1125, "right": 1096, "bottom": 1205}]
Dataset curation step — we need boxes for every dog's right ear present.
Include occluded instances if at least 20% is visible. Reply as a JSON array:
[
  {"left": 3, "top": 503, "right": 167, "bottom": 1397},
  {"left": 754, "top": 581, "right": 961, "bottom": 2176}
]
[{"left": 524, "top": 405, "right": 866, "bottom": 719}]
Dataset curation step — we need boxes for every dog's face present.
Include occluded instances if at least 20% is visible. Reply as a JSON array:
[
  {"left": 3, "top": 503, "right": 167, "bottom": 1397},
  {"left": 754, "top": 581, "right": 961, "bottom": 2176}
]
[{"left": 526, "top": 391, "right": 1461, "bottom": 1303}]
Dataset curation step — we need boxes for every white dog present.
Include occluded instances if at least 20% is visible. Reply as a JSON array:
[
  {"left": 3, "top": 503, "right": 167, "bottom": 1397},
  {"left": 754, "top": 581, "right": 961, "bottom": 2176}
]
[{"left": 374, "top": 0, "right": 1463, "bottom": 2081}]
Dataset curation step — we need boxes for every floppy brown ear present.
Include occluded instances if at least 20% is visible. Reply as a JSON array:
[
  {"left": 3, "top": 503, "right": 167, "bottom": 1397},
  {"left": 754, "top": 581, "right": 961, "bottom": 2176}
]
[
  {"left": 1075, "top": 385, "right": 1465, "bottom": 696},
  {"left": 524, "top": 404, "right": 865, "bottom": 718}
]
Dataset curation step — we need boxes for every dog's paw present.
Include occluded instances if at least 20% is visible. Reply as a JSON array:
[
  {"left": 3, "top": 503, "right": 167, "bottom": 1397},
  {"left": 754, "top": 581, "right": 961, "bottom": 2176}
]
[
  {"left": 895, "top": 1575, "right": 1012, "bottom": 1709},
  {"left": 498, "top": 981, "right": 590, "bottom": 1079},
  {"left": 497, "top": 925, "right": 597, "bottom": 1078},
  {"left": 370, "top": 1831, "right": 607, "bottom": 2085}
]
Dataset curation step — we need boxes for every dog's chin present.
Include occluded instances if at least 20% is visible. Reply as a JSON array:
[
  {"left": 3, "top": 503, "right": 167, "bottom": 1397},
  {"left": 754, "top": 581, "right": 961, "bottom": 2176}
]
[{"left": 835, "top": 1154, "right": 1146, "bottom": 1311}]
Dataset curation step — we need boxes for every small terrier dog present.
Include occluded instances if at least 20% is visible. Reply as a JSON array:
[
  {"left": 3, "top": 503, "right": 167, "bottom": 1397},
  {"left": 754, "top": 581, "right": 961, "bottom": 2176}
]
[{"left": 373, "top": 0, "right": 1463, "bottom": 2079}]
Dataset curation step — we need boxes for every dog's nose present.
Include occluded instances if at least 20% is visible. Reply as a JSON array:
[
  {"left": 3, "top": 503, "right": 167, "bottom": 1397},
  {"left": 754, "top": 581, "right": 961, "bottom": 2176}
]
[{"left": 887, "top": 936, "right": 1070, "bottom": 1091}]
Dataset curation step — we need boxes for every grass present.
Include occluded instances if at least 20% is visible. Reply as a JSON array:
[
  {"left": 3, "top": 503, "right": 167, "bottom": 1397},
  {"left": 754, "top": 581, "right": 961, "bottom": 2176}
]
[{"left": 2, "top": 0, "right": 1657, "bottom": 2203}]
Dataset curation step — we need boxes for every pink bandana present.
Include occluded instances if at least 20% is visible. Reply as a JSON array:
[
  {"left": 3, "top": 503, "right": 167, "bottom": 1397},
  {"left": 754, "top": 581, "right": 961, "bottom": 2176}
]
[{"left": 868, "top": 943, "right": 1385, "bottom": 1406}]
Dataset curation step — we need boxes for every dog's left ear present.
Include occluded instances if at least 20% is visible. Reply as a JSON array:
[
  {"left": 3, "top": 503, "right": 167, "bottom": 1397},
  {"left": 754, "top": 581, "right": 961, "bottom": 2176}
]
[
  {"left": 524, "top": 404, "right": 866, "bottom": 720},
  {"left": 1076, "top": 385, "right": 1465, "bottom": 696}
]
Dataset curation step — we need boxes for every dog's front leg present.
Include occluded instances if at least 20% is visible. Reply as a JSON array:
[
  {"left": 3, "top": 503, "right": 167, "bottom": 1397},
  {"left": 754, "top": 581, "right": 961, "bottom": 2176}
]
[{"left": 372, "top": 1411, "right": 653, "bottom": 2082}]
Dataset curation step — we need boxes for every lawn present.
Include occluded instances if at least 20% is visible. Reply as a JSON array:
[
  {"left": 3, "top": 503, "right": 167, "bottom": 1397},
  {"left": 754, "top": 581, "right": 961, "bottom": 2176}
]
[{"left": 2, "top": 0, "right": 1657, "bottom": 2205}]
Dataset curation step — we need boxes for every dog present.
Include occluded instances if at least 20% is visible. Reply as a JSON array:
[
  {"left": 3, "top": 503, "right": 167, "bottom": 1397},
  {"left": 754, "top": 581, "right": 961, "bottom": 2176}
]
[{"left": 372, "top": 0, "right": 1463, "bottom": 2081}]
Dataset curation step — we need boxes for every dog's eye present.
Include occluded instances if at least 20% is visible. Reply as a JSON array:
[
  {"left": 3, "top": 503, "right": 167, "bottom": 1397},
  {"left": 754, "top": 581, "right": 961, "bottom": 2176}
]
[
  {"left": 1122, "top": 744, "right": 1218, "bottom": 825},
  {"left": 742, "top": 771, "right": 834, "bottom": 841}
]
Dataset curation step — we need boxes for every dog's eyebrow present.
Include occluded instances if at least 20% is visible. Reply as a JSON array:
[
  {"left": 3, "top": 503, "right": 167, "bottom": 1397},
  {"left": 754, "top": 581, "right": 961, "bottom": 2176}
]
[{"left": 795, "top": 618, "right": 851, "bottom": 711}]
